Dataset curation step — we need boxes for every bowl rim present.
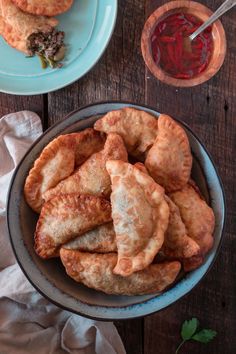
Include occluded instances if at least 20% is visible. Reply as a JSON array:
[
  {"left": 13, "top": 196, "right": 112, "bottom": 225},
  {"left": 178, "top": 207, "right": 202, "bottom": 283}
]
[
  {"left": 141, "top": 0, "right": 227, "bottom": 87},
  {"left": 7, "top": 100, "right": 227, "bottom": 320}
]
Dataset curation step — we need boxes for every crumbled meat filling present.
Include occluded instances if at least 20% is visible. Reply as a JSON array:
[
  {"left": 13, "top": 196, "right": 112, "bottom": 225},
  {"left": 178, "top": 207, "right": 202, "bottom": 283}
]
[{"left": 27, "top": 29, "right": 66, "bottom": 68}]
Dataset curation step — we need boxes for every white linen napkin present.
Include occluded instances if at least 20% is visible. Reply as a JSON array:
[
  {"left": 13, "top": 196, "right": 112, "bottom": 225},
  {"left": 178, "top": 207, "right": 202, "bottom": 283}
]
[{"left": 0, "top": 111, "right": 126, "bottom": 354}]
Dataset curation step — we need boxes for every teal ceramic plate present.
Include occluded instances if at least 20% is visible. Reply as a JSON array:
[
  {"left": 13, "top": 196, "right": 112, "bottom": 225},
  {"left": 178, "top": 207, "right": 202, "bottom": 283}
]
[
  {"left": 0, "top": 0, "right": 117, "bottom": 95},
  {"left": 7, "top": 102, "right": 226, "bottom": 320}
]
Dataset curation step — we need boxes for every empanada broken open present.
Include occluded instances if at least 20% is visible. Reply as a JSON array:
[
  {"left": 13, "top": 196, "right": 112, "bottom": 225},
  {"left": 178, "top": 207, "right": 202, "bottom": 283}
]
[
  {"left": 145, "top": 114, "right": 192, "bottom": 192},
  {"left": 34, "top": 194, "right": 112, "bottom": 259},
  {"left": 0, "top": 0, "right": 58, "bottom": 54},
  {"left": 94, "top": 107, "right": 158, "bottom": 160},
  {"left": 169, "top": 183, "right": 215, "bottom": 271},
  {"left": 60, "top": 249, "right": 181, "bottom": 296},
  {"left": 43, "top": 133, "right": 127, "bottom": 202},
  {"left": 106, "top": 160, "right": 169, "bottom": 277}
]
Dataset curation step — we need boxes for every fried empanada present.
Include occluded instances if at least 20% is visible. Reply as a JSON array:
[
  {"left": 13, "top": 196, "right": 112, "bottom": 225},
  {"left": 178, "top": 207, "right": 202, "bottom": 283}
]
[
  {"left": 169, "top": 183, "right": 215, "bottom": 271},
  {"left": 106, "top": 160, "right": 169, "bottom": 277},
  {"left": 134, "top": 162, "right": 149, "bottom": 174},
  {"left": 43, "top": 133, "right": 128, "bottom": 202},
  {"left": 0, "top": 0, "right": 58, "bottom": 54},
  {"left": 24, "top": 129, "right": 104, "bottom": 213},
  {"left": 71, "top": 128, "right": 105, "bottom": 167},
  {"left": 62, "top": 222, "right": 117, "bottom": 253},
  {"left": 0, "top": 6, "right": 5, "bottom": 33},
  {"left": 60, "top": 249, "right": 181, "bottom": 296},
  {"left": 34, "top": 194, "right": 112, "bottom": 259},
  {"left": 94, "top": 107, "right": 158, "bottom": 159},
  {"left": 24, "top": 134, "right": 76, "bottom": 213},
  {"left": 12, "top": 0, "right": 73, "bottom": 17},
  {"left": 145, "top": 114, "right": 192, "bottom": 192},
  {"left": 162, "top": 196, "right": 200, "bottom": 259}
]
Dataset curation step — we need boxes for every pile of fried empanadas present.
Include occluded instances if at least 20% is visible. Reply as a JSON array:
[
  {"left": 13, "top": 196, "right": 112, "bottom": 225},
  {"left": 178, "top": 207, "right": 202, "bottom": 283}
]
[
  {"left": 24, "top": 108, "right": 215, "bottom": 296},
  {"left": 0, "top": 0, "right": 73, "bottom": 68}
]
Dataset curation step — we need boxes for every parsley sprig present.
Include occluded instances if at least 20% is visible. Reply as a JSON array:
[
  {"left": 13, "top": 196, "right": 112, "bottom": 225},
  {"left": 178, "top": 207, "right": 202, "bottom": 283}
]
[{"left": 175, "top": 317, "right": 217, "bottom": 353}]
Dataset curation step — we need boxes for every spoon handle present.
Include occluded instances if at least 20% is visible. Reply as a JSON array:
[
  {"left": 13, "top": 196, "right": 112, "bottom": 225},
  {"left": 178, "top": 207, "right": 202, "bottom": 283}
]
[{"left": 189, "top": 0, "right": 236, "bottom": 41}]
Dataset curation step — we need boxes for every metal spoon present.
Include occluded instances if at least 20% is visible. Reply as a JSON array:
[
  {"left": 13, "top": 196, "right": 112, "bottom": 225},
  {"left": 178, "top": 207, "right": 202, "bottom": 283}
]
[
  {"left": 190, "top": 0, "right": 236, "bottom": 42},
  {"left": 184, "top": 0, "right": 236, "bottom": 51}
]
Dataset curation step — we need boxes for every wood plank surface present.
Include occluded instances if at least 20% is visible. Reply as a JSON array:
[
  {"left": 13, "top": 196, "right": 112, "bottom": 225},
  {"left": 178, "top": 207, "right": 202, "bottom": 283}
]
[
  {"left": 47, "top": 0, "right": 146, "bottom": 125},
  {"left": 0, "top": 94, "right": 45, "bottom": 126},
  {"left": 144, "top": 1, "right": 236, "bottom": 353},
  {"left": 47, "top": 1, "right": 146, "bottom": 353},
  {"left": 0, "top": 0, "right": 235, "bottom": 353}
]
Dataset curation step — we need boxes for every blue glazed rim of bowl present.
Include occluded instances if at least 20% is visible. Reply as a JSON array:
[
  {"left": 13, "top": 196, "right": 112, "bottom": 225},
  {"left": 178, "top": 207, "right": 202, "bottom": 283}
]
[{"left": 7, "top": 101, "right": 226, "bottom": 320}]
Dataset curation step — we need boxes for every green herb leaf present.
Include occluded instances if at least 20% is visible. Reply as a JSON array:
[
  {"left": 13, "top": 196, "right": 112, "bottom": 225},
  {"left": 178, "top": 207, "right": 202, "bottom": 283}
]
[
  {"left": 47, "top": 57, "right": 56, "bottom": 68},
  {"left": 192, "top": 329, "right": 217, "bottom": 343},
  {"left": 181, "top": 317, "right": 199, "bottom": 340},
  {"left": 38, "top": 54, "right": 47, "bottom": 69}
]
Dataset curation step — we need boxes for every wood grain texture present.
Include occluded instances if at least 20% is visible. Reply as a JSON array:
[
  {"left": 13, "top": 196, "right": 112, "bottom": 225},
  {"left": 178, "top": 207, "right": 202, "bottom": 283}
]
[
  {"left": 115, "top": 320, "right": 143, "bottom": 354},
  {"left": 144, "top": 0, "right": 236, "bottom": 353},
  {"left": 47, "top": 0, "right": 146, "bottom": 125},
  {"left": 0, "top": 94, "right": 44, "bottom": 124},
  {"left": 48, "top": 1, "right": 146, "bottom": 353},
  {"left": 0, "top": 0, "right": 235, "bottom": 353}
]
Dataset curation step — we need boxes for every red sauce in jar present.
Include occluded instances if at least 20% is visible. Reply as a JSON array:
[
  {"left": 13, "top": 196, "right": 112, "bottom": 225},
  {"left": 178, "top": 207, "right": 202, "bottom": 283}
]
[{"left": 151, "top": 13, "right": 213, "bottom": 79}]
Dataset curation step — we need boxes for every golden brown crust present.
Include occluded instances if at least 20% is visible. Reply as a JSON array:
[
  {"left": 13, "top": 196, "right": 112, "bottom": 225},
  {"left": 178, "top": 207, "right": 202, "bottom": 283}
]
[
  {"left": 145, "top": 114, "right": 192, "bottom": 192},
  {"left": 24, "top": 134, "right": 76, "bottom": 213},
  {"left": 94, "top": 107, "right": 158, "bottom": 160},
  {"left": 0, "top": 13, "right": 3, "bottom": 32},
  {"left": 106, "top": 160, "right": 170, "bottom": 277},
  {"left": 134, "top": 162, "right": 149, "bottom": 174},
  {"left": 60, "top": 249, "right": 181, "bottom": 296},
  {"left": 43, "top": 133, "right": 128, "bottom": 202},
  {"left": 162, "top": 196, "right": 200, "bottom": 259},
  {"left": 182, "top": 254, "right": 204, "bottom": 272},
  {"left": 169, "top": 183, "right": 215, "bottom": 271},
  {"left": 24, "top": 129, "right": 104, "bottom": 213},
  {"left": 11, "top": 0, "right": 73, "bottom": 17},
  {"left": 62, "top": 222, "right": 117, "bottom": 253},
  {"left": 34, "top": 194, "right": 112, "bottom": 259},
  {"left": 71, "top": 128, "right": 105, "bottom": 167},
  {"left": 0, "top": 0, "right": 58, "bottom": 54}
]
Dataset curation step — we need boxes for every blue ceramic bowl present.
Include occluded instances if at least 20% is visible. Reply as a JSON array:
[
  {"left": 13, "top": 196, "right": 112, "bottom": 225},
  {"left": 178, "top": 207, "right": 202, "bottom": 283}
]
[{"left": 7, "top": 102, "right": 226, "bottom": 320}]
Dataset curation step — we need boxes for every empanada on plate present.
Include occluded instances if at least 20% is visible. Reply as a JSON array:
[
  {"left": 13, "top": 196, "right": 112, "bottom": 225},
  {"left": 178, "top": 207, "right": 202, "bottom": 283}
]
[
  {"left": 94, "top": 107, "right": 158, "bottom": 159},
  {"left": 62, "top": 222, "right": 117, "bottom": 253},
  {"left": 106, "top": 160, "right": 169, "bottom": 277},
  {"left": 145, "top": 114, "right": 192, "bottom": 192},
  {"left": 12, "top": 0, "right": 73, "bottom": 17},
  {"left": 0, "top": 0, "right": 58, "bottom": 54},
  {"left": 162, "top": 196, "right": 200, "bottom": 259},
  {"left": 24, "top": 134, "right": 76, "bottom": 213},
  {"left": 169, "top": 183, "right": 215, "bottom": 271},
  {"left": 34, "top": 194, "right": 112, "bottom": 259},
  {"left": 43, "top": 133, "right": 128, "bottom": 202},
  {"left": 60, "top": 249, "right": 181, "bottom": 296}
]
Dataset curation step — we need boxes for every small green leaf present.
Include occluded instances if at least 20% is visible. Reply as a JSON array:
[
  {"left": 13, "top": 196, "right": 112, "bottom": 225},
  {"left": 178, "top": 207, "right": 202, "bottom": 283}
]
[
  {"left": 38, "top": 54, "right": 47, "bottom": 69},
  {"left": 192, "top": 329, "right": 217, "bottom": 343},
  {"left": 181, "top": 317, "right": 199, "bottom": 340}
]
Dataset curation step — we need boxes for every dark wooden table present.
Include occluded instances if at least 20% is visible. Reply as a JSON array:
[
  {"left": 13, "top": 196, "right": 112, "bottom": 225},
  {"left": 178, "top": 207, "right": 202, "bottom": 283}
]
[{"left": 1, "top": 0, "right": 236, "bottom": 353}]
